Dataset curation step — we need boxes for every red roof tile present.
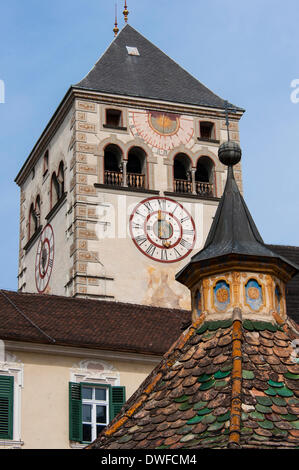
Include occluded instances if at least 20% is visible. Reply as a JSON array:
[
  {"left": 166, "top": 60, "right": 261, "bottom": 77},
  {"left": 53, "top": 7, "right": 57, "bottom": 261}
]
[{"left": 0, "top": 290, "right": 189, "bottom": 355}]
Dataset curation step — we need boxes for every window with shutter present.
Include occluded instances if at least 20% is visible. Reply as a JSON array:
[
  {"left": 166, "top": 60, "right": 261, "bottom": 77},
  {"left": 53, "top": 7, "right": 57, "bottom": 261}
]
[
  {"left": 0, "top": 375, "right": 14, "bottom": 440},
  {"left": 69, "top": 382, "right": 126, "bottom": 443}
]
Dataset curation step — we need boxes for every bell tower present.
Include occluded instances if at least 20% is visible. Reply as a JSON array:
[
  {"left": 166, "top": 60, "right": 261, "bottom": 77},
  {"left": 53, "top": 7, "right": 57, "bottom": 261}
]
[{"left": 15, "top": 24, "right": 244, "bottom": 309}]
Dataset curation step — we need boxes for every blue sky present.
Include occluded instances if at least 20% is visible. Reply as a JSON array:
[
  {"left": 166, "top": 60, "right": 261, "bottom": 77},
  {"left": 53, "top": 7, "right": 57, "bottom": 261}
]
[{"left": 0, "top": 0, "right": 299, "bottom": 291}]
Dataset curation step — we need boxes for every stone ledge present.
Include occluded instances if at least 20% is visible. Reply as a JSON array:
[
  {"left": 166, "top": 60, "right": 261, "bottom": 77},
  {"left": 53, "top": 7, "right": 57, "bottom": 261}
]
[{"left": 45, "top": 193, "right": 67, "bottom": 222}]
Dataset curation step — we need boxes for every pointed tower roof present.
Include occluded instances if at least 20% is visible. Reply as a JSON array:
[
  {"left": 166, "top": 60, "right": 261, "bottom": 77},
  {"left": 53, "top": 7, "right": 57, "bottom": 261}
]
[
  {"left": 75, "top": 25, "right": 242, "bottom": 110},
  {"left": 87, "top": 141, "right": 299, "bottom": 451},
  {"left": 176, "top": 141, "right": 299, "bottom": 286}
]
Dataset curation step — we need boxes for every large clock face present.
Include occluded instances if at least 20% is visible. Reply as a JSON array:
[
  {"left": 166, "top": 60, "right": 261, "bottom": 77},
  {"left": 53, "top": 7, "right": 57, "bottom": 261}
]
[
  {"left": 130, "top": 197, "right": 196, "bottom": 263},
  {"left": 35, "top": 224, "right": 54, "bottom": 293}
]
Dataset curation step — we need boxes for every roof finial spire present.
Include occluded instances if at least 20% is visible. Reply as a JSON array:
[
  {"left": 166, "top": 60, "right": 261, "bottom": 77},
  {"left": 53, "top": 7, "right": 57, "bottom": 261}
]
[
  {"left": 113, "top": 3, "right": 119, "bottom": 37},
  {"left": 123, "top": 1, "right": 129, "bottom": 23}
]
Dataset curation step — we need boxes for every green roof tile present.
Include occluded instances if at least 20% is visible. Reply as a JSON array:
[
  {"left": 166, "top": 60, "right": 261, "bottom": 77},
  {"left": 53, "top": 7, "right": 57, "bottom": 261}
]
[
  {"left": 174, "top": 395, "right": 189, "bottom": 403},
  {"left": 259, "top": 420, "right": 274, "bottom": 430},
  {"left": 256, "top": 396, "right": 273, "bottom": 406},
  {"left": 249, "top": 411, "right": 265, "bottom": 421},
  {"left": 214, "top": 380, "right": 228, "bottom": 389},
  {"left": 243, "top": 320, "right": 254, "bottom": 331},
  {"left": 283, "top": 414, "right": 297, "bottom": 421},
  {"left": 179, "top": 402, "right": 193, "bottom": 411},
  {"left": 217, "top": 411, "right": 231, "bottom": 422},
  {"left": 242, "top": 370, "right": 255, "bottom": 380},
  {"left": 252, "top": 321, "right": 277, "bottom": 332},
  {"left": 265, "top": 387, "right": 277, "bottom": 396},
  {"left": 277, "top": 387, "right": 294, "bottom": 397},
  {"left": 199, "top": 380, "right": 215, "bottom": 391},
  {"left": 201, "top": 414, "right": 217, "bottom": 425},
  {"left": 197, "top": 373, "right": 212, "bottom": 383},
  {"left": 207, "top": 422, "right": 224, "bottom": 432},
  {"left": 284, "top": 372, "right": 299, "bottom": 380},
  {"left": 187, "top": 415, "right": 204, "bottom": 425},
  {"left": 193, "top": 401, "right": 208, "bottom": 411},
  {"left": 272, "top": 397, "right": 287, "bottom": 406},
  {"left": 214, "top": 370, "right": 230, "bottom": 379},
  {"left": 197, "top": 407, "right": 213, "bottom": 416},
  {"left": 256, "top": 404, "right": 272, "bottom": 414},
  {"left": 268, "top": 380, "right": 284, "bottom": 388}
]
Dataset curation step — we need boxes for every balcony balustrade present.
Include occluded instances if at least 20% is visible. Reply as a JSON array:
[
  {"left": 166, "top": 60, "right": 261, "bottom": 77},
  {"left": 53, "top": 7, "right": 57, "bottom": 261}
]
[
  {"left": 104, "top": 170, "right": 145, "bottom": 189},
  {"left": 174, "top": 179, "right": 214, "bottom": 197}
]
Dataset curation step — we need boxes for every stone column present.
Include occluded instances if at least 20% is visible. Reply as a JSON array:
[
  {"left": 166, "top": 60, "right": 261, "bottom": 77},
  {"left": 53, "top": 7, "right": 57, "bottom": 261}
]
[
  {"left": 191, "top": 168, "right": 197, "bottom": 195},
  {"left": 122, "top": 159, "right": 127, "bottom": 187}
]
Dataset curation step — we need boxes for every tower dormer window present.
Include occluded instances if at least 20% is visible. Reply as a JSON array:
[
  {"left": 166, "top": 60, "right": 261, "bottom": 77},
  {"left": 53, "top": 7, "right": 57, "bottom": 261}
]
[
  {"left": 105, "top": 109, "right": 122, "bottom": 128},
  {"left": 200, "top": 121, "right": 215, "bottom": 141}
]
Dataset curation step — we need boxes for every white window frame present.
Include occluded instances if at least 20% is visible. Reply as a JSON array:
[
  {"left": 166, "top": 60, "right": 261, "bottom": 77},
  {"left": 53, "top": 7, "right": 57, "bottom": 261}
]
[
  {"left": 82, "top": 385, "right": 110, "bottom": 443},
  {"left": 70, "top": 359, "right": 120, "bottom": 449},
  {"left": 0, "top": 353, "right": 24, "bottom": 448}
]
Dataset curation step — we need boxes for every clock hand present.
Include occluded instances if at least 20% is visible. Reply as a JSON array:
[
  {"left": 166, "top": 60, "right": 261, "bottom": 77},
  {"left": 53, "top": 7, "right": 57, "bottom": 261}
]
[{"left": 158, "top": 210, "right": 164, "bottom": 239}]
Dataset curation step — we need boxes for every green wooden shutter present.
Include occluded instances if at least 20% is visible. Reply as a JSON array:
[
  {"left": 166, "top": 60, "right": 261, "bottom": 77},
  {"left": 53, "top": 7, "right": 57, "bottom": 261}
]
[
  {"left": 69, "top": 382, "right": 82, "bottom": 442},
  {"left": 0, "top": 375, "right": 14, "bottom": 440},
  {"left": 110, "top": 386, "right": 126, "bottom": 421}
]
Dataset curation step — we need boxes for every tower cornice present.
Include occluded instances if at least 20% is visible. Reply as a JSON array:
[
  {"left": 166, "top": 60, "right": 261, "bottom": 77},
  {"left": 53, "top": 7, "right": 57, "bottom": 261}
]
[{"left": 15, "top": 86, "right": 244, "bottom": 187}]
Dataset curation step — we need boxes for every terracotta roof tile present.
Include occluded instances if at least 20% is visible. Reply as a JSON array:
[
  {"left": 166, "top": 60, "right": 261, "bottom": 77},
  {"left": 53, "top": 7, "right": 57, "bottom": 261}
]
[
  {"left": 89, "top": 318, "right": 299, "bottom": 449},
  {"left": 0, "top": 289, "right": 189, "bottom": 355}
]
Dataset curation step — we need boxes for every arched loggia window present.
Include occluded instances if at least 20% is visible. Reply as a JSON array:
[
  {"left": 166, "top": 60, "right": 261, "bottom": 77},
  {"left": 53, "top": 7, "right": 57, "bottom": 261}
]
[
  {"left": 127, "top": 147, "right": 146, "bottom": 189},
  {"left": 28, "top": 195, "right": 41, "bottom": 240},
  {"left": 195, "top": 156, "right": 215, "bottom": 197},
  {"left": 173, "top": 153, "right": 192, "bottom": 193},
  {"left": 51, "top": 161, "right": 65, "bottom": 208},
  {"left": 104, "top": 144, "right": 123, "bottom": 186}
]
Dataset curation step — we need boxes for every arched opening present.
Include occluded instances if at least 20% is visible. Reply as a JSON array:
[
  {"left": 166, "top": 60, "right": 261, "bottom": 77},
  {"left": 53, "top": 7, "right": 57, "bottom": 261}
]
[
  {"left": 51, "top": 162, "right": 65, "bottom": 208},
  {"left": 29, "top": 203, "right": 38, "bottom": 240},
  {"left": 43, "top": 150, "right": 49, "bottom": 175},
  {"left": 51, "top": 172, "right": 60, "bottom": 208},
  {"left": 35, "top": 195, "right": 41, "bottom": 225},
  {"left": 195, "top": 156, "right": 215, "bottom": 196},
  {"left": 57, "top": 161, "right": 65, "bottom": 196},
  {"left": 104, "top": 144, "right": 123, "bottom": 186},
  {"left": 173, "top": 153, "right": 192, "bottom": 193},
  {"left": 127, "top": 147, "right": 146, "bottom": 188}
]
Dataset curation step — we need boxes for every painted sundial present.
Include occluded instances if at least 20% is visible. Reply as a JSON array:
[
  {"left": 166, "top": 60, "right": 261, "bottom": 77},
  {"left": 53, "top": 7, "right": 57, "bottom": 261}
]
[{"left": 130, "top": 110, "right": 194, "bottom": 151}]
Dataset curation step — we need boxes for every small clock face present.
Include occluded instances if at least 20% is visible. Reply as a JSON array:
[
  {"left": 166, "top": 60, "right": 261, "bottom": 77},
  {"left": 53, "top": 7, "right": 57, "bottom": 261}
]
[
  {"left": 35, "top": 224, "right": 54, "bottom": 293},
  {"left": 130, "top": 197, "right": 196, "bottom": 263}
]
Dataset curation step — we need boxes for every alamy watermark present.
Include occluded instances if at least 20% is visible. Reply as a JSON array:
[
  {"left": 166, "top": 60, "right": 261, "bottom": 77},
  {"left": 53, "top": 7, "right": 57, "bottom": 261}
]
[
  {"left": 94, "top": 195, "right": 204, "bottom": 250},
  {"left": 291, "top": 339, "right": 299, "bottom": 364},
  {"left": 290, "top": 79, "right": 299, "bottom": 103},
  {"left": 0, "top": 339, "right": 4, "bottom": 362},
  {"left": 0, "top": 80, "right": 5, "bottom": 103}
]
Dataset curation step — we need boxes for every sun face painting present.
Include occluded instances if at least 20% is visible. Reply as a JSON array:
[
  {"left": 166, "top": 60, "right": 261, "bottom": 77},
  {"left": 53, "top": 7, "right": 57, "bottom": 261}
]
[{"left": 130, "top": 110, "right": 194, "bottom": 151}]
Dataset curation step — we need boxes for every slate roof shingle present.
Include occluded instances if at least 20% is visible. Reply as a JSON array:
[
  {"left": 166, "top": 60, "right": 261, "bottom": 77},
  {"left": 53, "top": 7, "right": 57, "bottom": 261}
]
[
  {"left": 75, "top": 24, "right": 242, "bottom": 110},
  {"left": 267, "top": 245, "right": 299, "bottom": 324}
]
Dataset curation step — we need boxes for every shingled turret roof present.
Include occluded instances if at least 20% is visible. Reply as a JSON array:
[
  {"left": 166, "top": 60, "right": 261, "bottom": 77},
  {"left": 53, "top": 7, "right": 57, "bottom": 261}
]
[
  {"left": 88, "top": 316, "right": 299, "bottom": 449},
  {"left": 88, "top": 142, "right": 299, "bottom": 450},
  {"left": 75, "top": 24, "right": 241, "bottom": 110}
]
